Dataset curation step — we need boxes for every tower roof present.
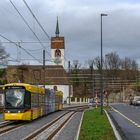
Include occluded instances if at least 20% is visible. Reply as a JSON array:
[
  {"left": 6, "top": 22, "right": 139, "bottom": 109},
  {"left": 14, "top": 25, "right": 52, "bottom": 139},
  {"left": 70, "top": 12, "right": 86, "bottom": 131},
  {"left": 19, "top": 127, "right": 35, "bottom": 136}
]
[{"left": 55, "top": 17, "right": 60, "bottom": 37}]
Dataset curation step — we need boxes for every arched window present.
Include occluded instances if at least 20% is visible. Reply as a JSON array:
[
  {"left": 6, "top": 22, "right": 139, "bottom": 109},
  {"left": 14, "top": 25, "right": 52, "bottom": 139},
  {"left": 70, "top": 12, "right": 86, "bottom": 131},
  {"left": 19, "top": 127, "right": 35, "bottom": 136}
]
[{"left": 55, "top": 49, "right": 61, "bottom": 57}]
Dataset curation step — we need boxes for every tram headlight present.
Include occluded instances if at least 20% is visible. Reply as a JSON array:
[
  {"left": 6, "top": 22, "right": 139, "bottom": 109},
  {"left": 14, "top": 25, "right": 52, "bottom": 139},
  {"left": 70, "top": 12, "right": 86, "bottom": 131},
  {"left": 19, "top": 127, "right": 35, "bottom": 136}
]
[{"left": 4, "top": 110, "right": 10, "bottom": 113}]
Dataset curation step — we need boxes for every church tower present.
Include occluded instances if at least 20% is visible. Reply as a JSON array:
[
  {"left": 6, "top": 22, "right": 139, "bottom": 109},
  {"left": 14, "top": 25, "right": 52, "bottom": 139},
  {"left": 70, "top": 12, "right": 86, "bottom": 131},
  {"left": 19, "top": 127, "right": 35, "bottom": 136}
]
[{"left": 51, "top": 17, "right": 65, "bottom": 67}]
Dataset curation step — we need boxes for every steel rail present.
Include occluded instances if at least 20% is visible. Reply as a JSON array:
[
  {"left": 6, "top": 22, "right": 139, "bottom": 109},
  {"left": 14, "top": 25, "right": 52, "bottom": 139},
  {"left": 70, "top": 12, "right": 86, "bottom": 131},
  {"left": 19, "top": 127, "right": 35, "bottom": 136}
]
[{"left": 23, "top": 112, "right": 71, "bottom": 140}]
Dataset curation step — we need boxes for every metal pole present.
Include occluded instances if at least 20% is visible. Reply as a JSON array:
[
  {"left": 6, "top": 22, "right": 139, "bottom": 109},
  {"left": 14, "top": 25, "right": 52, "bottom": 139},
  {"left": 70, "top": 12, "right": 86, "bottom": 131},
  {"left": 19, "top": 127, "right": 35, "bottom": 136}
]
[
  {"left": 90, "top": 64, "right": 93, "bottom": 98},
  {"left": 100, "top": 13, "right": 107, "bottom": 115},
  {"left": 93, "top": 69, "right": 96, "bottom": 99},
  {"left": 100, "top": 14, "right": 103, "bottom": 115},
  {"left": 68, "top": 61, "right": 71, "bottom": 105},
  {"left": 43, "top": 50, "right": 45, "bottom": 88}
]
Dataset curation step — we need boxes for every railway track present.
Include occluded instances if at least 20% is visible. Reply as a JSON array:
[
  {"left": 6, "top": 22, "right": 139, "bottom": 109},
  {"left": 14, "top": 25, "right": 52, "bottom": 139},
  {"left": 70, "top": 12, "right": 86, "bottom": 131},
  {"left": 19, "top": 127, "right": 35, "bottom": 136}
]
[
  {"left": 63, "top": 105, "right": 89, "bottom": 112},
  {"left": 23, "top": 106, "right": 88, "bottom": 140},
  {"left": 0, "top": 121, "right": 26, "bottom": 136},
  {"left": 62, "top": 105, "right": 88, "bottom": 110}
]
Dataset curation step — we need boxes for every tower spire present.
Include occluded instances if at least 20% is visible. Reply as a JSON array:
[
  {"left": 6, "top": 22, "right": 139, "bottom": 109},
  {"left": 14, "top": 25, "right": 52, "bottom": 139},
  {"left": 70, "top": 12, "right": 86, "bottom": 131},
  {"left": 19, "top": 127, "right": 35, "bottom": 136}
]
[{"left": 55, "top": 16, "right": 60, "bottom": 37}]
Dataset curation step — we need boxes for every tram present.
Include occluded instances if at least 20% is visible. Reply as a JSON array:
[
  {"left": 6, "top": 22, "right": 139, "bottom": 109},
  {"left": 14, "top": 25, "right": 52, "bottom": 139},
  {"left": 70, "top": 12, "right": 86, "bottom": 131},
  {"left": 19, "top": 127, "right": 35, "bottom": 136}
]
[
  {"left": 3, "top": 83, "right": 63, "bottom": 121},
  {"left": 0, "top": 85, "right": 4, "bottom": 112}
]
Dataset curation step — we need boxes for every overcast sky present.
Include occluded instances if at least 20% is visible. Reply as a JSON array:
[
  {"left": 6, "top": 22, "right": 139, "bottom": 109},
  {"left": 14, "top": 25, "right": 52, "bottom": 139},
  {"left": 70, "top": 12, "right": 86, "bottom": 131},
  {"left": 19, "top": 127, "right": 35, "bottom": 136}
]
[{"left": 0, "top": 0, "right": 140, "bottom": 68}]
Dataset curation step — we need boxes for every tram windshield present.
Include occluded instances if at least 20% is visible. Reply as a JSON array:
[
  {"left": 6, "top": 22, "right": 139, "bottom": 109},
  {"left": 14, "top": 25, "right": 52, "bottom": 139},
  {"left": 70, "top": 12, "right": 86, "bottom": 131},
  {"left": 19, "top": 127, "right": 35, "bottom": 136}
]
[{"left": 5, "top": 88, "right": 25, "bottom": 108}]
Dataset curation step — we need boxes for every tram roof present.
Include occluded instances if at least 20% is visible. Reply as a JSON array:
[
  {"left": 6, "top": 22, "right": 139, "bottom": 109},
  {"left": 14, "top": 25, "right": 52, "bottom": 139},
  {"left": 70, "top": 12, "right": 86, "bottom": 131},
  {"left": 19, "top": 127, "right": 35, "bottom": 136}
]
[
  {"left": 55, "top": 91, "right": 63, "bottom": 96},
  {"left": 4, "top": 83, "right": 45, "bottom": 94}
]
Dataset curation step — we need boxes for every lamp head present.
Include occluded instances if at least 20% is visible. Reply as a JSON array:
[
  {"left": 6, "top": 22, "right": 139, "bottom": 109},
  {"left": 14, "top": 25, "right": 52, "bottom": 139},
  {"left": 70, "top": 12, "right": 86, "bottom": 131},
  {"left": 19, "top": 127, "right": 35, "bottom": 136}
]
[{"left": 101, "top": 13, "right": 108, "bottom": 16}]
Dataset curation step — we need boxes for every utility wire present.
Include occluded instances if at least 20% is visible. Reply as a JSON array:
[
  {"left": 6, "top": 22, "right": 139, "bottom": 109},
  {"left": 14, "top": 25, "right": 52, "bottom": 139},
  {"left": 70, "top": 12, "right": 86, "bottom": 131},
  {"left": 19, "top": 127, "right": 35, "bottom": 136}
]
[
  {"left": 18, "top": 58, "right": 54, "bottom": 62},
  {"left": 24, "top": 48, "right": 43, "bottom": 52},
  {"left": 22, "top": 0, "right": 66, "bottom": 63},
  {"left": 9, "top": 0, "right": 51, "bottom": 58},
  {"left": 1, "top": 41, "right": 50, "bottom": 43},
  {"left": 21, "top": 0, "right": 68, "bottom": 63},
  {"left": 9, "top": 0, "right": 44, "bottom": 49},
  {"left": 9, "top": 0, "right": 68, "bottom": 64},
  {"left": 0, "top": 33, "right": 42, "bottom": 64},
  {"left": 22, "top": 0, "right": 50, "bottom": 40},
  {"left": 8, "top": 56, "right": 19, "bottom": 62}
]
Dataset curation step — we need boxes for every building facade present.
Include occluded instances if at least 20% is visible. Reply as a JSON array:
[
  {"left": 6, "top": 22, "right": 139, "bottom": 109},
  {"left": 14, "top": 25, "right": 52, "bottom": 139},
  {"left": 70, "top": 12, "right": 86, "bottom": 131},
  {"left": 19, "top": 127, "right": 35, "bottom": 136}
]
[{"left": 6, "top": 65, "right": 71, "bottom": 103}]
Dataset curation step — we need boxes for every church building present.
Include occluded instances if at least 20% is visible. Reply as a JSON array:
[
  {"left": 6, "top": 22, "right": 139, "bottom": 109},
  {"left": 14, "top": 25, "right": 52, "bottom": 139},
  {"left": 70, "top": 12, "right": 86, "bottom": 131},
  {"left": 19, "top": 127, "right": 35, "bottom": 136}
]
[
  {"left": 5, "top": 17, "right": 72, "bottom": 104},
  {"left": 51, "top": 17, "right": 65, "bottom": 67}
]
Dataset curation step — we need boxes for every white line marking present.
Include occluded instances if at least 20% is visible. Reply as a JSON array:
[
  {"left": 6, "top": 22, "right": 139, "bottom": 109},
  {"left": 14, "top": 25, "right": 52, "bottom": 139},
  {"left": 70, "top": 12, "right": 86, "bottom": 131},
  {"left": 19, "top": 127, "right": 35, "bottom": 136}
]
[
  {"left": 104, "top": 109, "right": 122, "bottom": 140},
  {"left": 111, "top": 106, "right": 140, "bottom": 128},
  {"left": 75, "top": 110, "right": 85, "bottom": 140}
]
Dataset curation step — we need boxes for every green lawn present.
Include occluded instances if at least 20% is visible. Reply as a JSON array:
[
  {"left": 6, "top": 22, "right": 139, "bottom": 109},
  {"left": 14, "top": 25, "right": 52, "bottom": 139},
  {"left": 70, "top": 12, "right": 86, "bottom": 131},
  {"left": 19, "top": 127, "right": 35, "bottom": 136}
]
[{"left": 79, "top": 107, "right": 116, "bottom": 140}]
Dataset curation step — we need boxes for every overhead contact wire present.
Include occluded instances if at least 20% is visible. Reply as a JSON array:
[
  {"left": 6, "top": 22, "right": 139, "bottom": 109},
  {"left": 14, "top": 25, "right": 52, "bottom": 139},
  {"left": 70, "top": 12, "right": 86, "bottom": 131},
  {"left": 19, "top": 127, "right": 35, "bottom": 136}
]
[
  {"left": 9, "top": 0, "right": 51, "bottom": 58},
  {"left": 22, "top": 0, "right": 50, "bottom": 40},
  {"left": 0, "top": 34, "right": 42, "bottom": 64}
]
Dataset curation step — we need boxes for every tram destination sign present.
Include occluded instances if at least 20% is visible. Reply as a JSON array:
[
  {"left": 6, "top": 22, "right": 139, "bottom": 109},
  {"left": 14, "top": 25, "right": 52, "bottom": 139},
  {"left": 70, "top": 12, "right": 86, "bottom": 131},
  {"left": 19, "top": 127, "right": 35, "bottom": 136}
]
[{"left": 6, "top": 86, "right": 24, "bottom": 89}]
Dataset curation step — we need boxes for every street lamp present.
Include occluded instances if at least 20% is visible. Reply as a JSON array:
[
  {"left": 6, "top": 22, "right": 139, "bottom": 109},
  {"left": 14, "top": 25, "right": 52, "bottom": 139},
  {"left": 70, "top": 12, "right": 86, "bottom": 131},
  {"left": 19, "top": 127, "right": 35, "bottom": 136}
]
[
  {"left": 100, "top": 13, "right": 107, "bottom": 115},
  {"left": 68, "top": 61, "right": 71, "bottom": 105},
  {"left": 89, "top": 60, "right": 94, "bottom": 98},
  {"left": 43, "top": 50, "right": 45, "bottom": 89}
]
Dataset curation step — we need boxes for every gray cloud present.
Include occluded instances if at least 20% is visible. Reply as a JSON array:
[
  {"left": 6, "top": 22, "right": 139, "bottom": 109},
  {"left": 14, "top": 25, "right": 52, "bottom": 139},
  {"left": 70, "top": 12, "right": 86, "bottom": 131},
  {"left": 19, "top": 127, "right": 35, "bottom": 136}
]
[{"left": 0, "top": 0, "right": 140, "bottom": 66}]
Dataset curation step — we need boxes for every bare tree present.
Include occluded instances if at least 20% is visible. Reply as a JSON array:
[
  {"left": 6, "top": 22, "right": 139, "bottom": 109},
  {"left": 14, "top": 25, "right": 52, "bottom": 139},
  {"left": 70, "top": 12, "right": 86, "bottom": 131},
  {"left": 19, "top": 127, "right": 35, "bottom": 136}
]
[
  {"left": 104, "top": 52, "right": 121, "bottom": 70},
  {"left": 71, "top": 60, "right": 81, "bottom": 87},
  {"left": 72, "top": 60, "right": 81, "bottom": 69},
  {"left": 121, "top": 57, "right": 131, "bottom": 70},
  {"left": 131, "top": 59, "right": 138, "bottom": 70},
  {"left": 104, "top": 52, "right": 121, "bottom": 79},
  {"left": 87, "top": 59, "right": 94, "bottom": 96},
  {"left": 121, "top": 57, "right": 138, "bottom": 80},
  {"left": 94, "top": 56, "right": 101, "bottom": 71},
  {"left": 0, "top": 41, "right": 9, "bottom": 67}
]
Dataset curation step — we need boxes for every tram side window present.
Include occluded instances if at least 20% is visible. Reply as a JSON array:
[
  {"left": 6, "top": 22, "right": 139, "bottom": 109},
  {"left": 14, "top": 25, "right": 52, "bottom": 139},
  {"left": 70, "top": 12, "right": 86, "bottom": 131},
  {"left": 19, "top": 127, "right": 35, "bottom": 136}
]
[
  {"left": 58, "top": 95, "right": 60, "bottom": 103},
  {"left": 42, "top": 94, "right": 44, "bottom": 105},
  {"left": 31, "top": 93, "right": 39, "bottom": 107},
  {"left": 39, "top": 94, "right": 41, "bottom": 106},
  {"left": 24, "top": 91, "right": 31, "bottom": 108},
  {"left": 60, "top": 96, "right": 62, "bottom": 103},
  {"left": 35, "top": 93, "right": 39, "bottom": 107},
  {"left": 55, "top": 95, "right": 57, "bottom": 103},
  {"left": 31, "top": 93, "right": 35, "bottom": 107},
  {"left": 56, "top": 95, "right": 59, "bottom": 103},
  {"left": 38, "top": 94, "right": 44, "bottom": 106},
  {"left": 42, "top": 94, "right": 45, "bottom": 105}
]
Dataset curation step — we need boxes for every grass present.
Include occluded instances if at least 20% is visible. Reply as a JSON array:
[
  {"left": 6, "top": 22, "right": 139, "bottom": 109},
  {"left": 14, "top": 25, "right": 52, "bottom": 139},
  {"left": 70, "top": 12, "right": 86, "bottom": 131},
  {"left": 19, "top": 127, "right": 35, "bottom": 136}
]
[{"left": 79, "top": 107, "right": 116, "bottom": 140}]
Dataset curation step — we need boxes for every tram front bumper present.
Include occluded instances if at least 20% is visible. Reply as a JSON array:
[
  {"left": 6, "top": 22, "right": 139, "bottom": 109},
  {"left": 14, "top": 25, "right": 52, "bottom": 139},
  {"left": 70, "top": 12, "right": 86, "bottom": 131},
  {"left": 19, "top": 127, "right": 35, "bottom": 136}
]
[{"left": 4, "top": 111, "right": 31, "bottom": 121}]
